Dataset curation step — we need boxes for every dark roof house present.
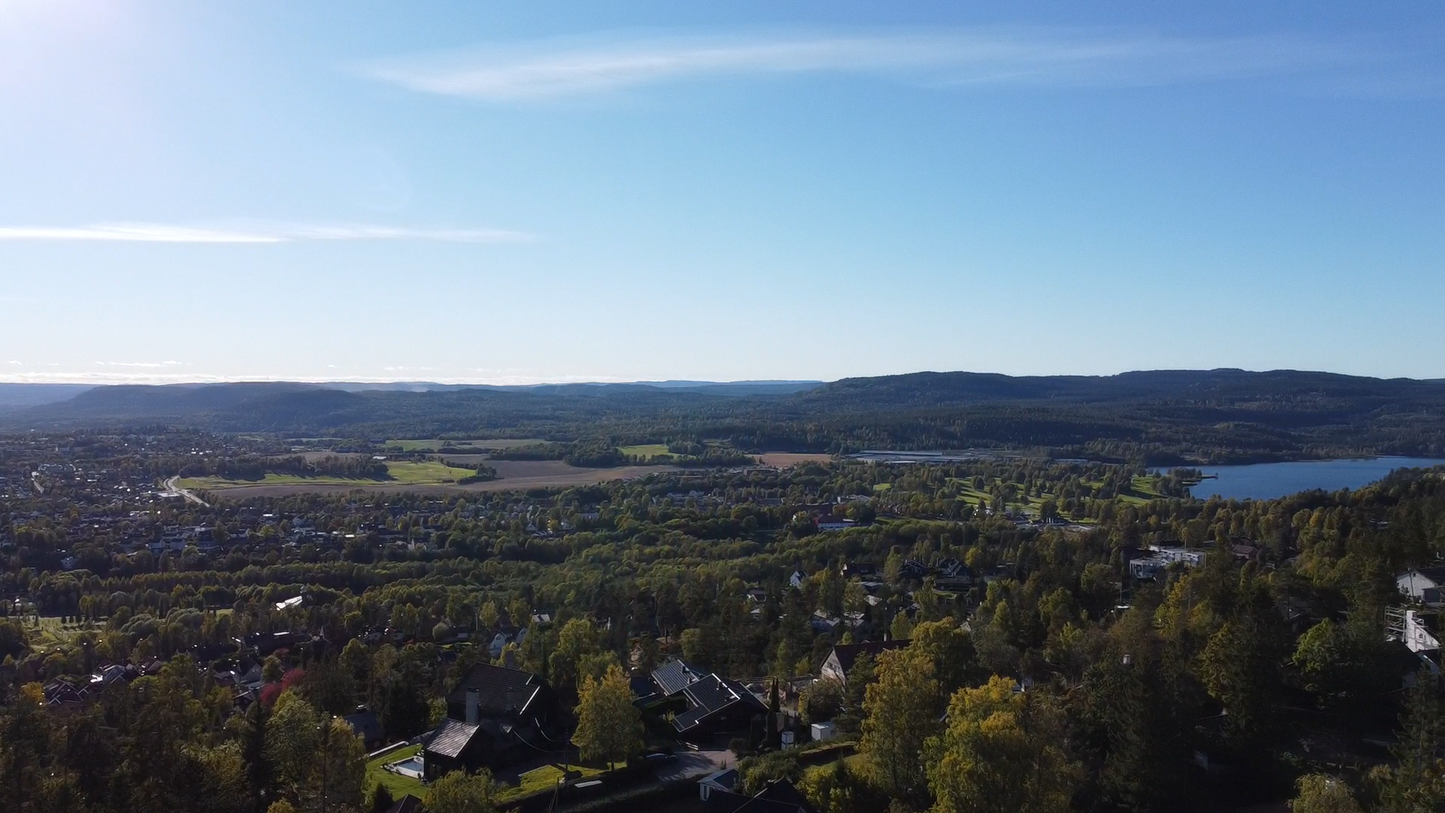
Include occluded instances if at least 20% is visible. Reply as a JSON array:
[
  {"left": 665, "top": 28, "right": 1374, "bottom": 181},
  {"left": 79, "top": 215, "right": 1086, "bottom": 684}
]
[
  {"left": 703, "top": 778, "right": 818, "bottom": 813},
  {"left": 649, "top": 659, "right": 767, "bottom": 741},
  {"left": 383, "top": 795, "right": 424, "bottom": 813},
  {"left": 445, "top": 662, "right": 551, "bottom": 722},
  {"left": 343, "top": 709, "right": 384, "bottom": 750},
  {"left": 651, "top": 659, "right": 710, "bottom": 697},
  {"left": 424, "top": 663, "right": 562, "bottom": 780}
]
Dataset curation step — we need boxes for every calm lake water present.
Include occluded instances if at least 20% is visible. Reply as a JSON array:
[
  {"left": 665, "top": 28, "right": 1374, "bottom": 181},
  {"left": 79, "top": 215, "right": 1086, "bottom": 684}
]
[{"left": 1184, "top": 457, "right": 1445, "bottom": 501}]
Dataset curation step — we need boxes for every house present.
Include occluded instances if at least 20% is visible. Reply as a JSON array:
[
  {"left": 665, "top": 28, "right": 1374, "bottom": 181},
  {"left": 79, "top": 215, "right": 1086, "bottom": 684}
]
[
  {"left": 383, "top": 796, "right": 424, "bottom": 813},
  {"left": 1229, "top": 541, "right": 1264, "bottom": 562},
  {"left": 671, "top": 674, "right": 767, "bottom": 740},
  {"left": 809, "top": 610, "right": 842, "bottom": 635},
  {"left": 1147, "top": 545, "right": 1205, "bottom": 567},
  {"left": 424, "top": 663, "right": 562, "bottom": 778},
  {"left": 818, "top": 640, "right": 909, "bottom": 687},
  {"left": 702, "top": 778, "right": 818, "bottom": 813},
  {"left": 424, "top": 719, "right": 485, "bottom": 781},
  {"left": 1398, "top": 568, "right": 1445, "bottom": 607},
  {"left": 649, "top": 659, "right": 768, "bottom": 741},
  {"left": 935, "top": 559, "right": 975, "bottom": 590},
  {"left": 486, "top": 632, "right": 512, "bottom": 659},
  {"left": 899, "top": 559, "right": 928, "bottom": 579},
  {"left": 343, "top": 709, "right": 384, "bottom": 750},
  {"left": 1128, "top": 557, "right": 1168, "bottom": 581},
  {"left": 699, "top": 768, "right": 740, "bottom": 801},
  {"left": 651, "top": 659, "right": 710, "bottom": 697},
  {"left": 1399, "top": 609, "right": 1441, "bottom": 654}
]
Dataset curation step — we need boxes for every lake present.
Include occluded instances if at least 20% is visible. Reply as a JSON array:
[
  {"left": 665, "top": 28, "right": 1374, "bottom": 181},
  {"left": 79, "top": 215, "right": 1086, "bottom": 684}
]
[{"left": 1183, "top": 457, "right": 1445, "bottom": 501}]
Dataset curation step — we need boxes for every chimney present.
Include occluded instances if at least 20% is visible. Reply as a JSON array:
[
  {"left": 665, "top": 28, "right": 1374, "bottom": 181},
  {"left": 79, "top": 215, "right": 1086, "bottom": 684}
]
[{"left": 466, "top": 688, "right": 479, "bottom": 724}]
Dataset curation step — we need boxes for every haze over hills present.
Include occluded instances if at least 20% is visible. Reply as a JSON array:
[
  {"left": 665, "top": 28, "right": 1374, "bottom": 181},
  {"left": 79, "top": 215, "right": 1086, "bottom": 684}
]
[
  {"left": 7, "top": 369, "right": 1445, "bottom": 464},
  {"left": 0, "top": 383, "right": 97, "bottom": 410}
]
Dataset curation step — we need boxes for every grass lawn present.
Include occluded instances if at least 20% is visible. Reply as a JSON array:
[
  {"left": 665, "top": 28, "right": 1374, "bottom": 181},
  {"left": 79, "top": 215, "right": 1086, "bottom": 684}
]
[
  {"left": 499, "top": 763, "right": 611, "bottom": 802},
  {"left": 803, "top": 751, "right": 865, "bottom": 780},
  {"left": 23, "top": 616, "right": 103, "bottom": 648},
  {"left": 620, "top": 444, "right": 676, "bottom": 460},
  {"left": 364, "top": 748, "right": 620, "bottom": 805},
  {"left": 366, "top": 744, "right": 425, "bottom": 801},
  {"left": 178, "top": 460, "right": 477, "bottom": 490},
  {"left": 384, "top": 460, "right": 477, "bottom": 483}
]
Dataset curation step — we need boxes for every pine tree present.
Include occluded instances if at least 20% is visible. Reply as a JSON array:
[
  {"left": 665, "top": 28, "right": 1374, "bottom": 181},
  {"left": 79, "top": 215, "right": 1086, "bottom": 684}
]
[{"left": 1375, "top": 673, "right": 1445, "bottom": 813}]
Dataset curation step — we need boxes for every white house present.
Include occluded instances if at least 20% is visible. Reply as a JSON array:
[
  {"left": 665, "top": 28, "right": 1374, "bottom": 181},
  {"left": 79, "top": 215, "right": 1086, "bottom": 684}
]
[
  {"left": 1147, "top": 545, "right": 1206, "bottom": 567},
  {"left": 1403, "top": 610, "right": 1441, "bottom": 654},
  {"left": 1398, "top": 568, "right": 1445, "bottom": 607}
]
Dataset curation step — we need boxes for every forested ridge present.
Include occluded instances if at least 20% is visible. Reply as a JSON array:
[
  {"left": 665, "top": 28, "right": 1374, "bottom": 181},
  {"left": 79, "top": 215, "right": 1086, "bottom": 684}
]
[{"left": 10, "top": 369, "right": 1445, "bottom": 464}]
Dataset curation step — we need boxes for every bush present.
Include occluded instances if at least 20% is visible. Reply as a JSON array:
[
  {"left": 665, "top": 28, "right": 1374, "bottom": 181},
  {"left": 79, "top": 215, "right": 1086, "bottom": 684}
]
[{"left": 799, "top": 678, "right": 845, "bottom": 725}]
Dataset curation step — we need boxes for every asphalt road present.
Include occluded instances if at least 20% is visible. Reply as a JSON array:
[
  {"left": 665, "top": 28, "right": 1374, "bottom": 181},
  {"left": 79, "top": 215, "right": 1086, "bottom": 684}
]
[{"left": 163, "top": 476, "right": 210, "bottom": 507}]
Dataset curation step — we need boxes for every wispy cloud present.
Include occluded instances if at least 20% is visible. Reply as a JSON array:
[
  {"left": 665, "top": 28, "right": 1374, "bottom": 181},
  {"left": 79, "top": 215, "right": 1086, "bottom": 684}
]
[
  {"left": 358, "top": 28, "right": 1360, "bottom": 101},
  {"left": 0, "top": 222, "right": 533, "bottom": 244},
  {"left": 93, "top": 361, "right": 187, "bottom": 368}
]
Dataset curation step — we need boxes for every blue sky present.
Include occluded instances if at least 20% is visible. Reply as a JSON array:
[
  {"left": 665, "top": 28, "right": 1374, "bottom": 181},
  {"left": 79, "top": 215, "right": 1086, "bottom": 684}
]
[{"left": 1, "top": 1, "right": 1442, "bottom": 384}]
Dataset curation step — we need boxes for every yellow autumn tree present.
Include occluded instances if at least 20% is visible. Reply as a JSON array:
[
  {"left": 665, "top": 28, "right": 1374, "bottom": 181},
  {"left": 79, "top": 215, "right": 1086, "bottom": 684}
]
[
  {"left": 572, "top": 663, "right": 643, "bottom": 765},
  {"left": 926, "top": 675, "right": 1079, "bottom": 813}
]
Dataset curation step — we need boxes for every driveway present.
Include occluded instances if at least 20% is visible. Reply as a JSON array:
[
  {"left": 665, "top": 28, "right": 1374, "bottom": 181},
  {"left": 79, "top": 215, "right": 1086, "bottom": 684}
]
[{"left": 654, "top": 745, "right": 732, "bottom": 783}]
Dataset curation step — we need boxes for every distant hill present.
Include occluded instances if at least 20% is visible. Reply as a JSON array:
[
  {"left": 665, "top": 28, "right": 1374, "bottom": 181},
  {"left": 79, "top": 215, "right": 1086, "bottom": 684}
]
[
  {"left": 329, "top": 379, "right": 822, "bottom": 397},
  {"left": 0, "top": 384, "right": 94, "bottom": 409},
  {"left": 8, "top": 370, "right": 1445, "bottom": 464}
]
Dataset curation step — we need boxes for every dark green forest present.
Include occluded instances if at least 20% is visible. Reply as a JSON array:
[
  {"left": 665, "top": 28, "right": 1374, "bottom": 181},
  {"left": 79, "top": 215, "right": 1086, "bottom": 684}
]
[{"left": 11, "top": 368, "right": 1445, "bottom": 464}]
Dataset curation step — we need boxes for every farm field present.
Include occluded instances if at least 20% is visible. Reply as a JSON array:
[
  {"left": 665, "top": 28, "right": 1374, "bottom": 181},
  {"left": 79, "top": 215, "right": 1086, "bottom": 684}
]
[
  {"left": 463, "top": 460, "right": 679, "bottom": 492},
  {"left": 385, "top": 438, "right": 545, "bottom": 452},
  {"left": 183, "top": 459, "right": 678, "bottom": 498},
  {"left": 177, "top": 460, "right": 477, "bottom": 491},
  {"left": 619, "top": 443, "right": 675, "bottom": 460},
  {"left": 759, "top": 453, "right": 831, "bottom": 467}
]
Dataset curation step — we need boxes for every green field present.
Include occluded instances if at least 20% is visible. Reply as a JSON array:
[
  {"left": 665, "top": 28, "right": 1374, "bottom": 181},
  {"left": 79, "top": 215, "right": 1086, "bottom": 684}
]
[
  {"left": 385, "top": 438, "right": 545, "bottom": 452},
  {"left": 620, "top": 444, "right": 676, "bottom": 460},
  {"left": 1119, "top": 475, "right": 1167, "bottom": 506},
  {"left": 23, "top": 616, "right": 103, "bottom": 648},
  {"left": 178, "top": 460, "right": 477, "bottom": 490},
  {"left": 366, "top": 744, "right": 424, "bottom": 800}
]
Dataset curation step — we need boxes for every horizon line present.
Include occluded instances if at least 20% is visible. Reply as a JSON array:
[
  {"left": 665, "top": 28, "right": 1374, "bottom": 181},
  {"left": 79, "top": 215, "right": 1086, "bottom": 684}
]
[{"left": 0, "top": 367, "right": 1440, "bottom": 388}]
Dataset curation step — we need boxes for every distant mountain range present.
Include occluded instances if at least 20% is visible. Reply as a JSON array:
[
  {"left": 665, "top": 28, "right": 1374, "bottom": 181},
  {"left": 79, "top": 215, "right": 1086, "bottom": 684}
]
[
  {"left": 0, "top": 378, "right": 822, "bottom": 409},
  {"left": 5, "top": 369, "right": 1445, "bottom": 463},
  {"left": 0, "top": 384, "right": 97, "bottom": 410}
]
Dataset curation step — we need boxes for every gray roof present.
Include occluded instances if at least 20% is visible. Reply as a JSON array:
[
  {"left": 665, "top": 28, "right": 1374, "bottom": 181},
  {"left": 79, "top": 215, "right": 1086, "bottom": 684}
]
[
  {"left": 652, "top": 658, "right": 707, "bottom": 697},
  {"left": 343, "top": 711, "right": 383, "bottom": 743},
  {"left": 826, "top": 640, "right": 909, "bottom": 675},
  {"left": 673, "top": 674, "right": 767, "bottom": 732},
  {"left": 1410, "top": 567, "right": 1445, "bottom": 586},
  {"left": 425, "top": 718, "right": 481, "bottom": 759},
  {"left": 446, "top": 663, "right": 545, "bottom": 719}
]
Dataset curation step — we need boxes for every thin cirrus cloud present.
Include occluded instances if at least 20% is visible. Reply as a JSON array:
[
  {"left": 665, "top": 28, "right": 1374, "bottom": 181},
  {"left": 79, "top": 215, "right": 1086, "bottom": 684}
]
[
  {"left": 357, "top": 28, "right": 1362, "bottom": 101},
  {"left": 0, "top": 223, "right": 534, "bottom": 244}
]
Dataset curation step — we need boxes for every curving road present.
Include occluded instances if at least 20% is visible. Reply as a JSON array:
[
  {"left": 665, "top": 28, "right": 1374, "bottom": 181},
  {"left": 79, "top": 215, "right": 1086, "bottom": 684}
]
[{"left": 163, "top": 476, "right": 210, "bottom": 507}]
